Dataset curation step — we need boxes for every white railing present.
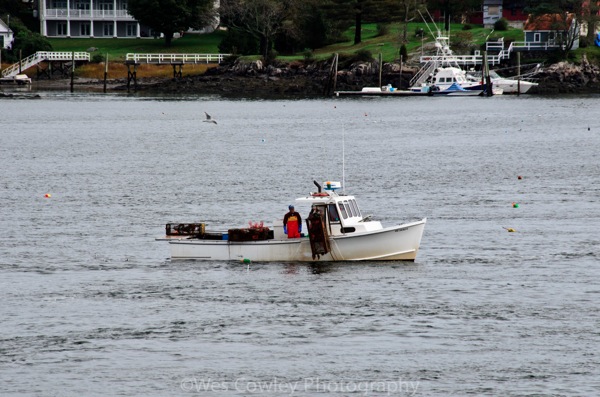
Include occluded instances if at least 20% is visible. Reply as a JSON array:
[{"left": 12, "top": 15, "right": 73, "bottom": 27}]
[
  {"left": 45, "top": 8, "right": 134, "bottom": 20},
  {"left": 126, "top": 53, "right": 229, "bottom": 64},
  {"left": 509, "top": 41, "right": 564, "bottom": 51},
  {"left": 409, "top": 60, "right": 437, "bottom": 87},
  {"left": 1, "top": 51, "right": 90, "bottom": 78}
]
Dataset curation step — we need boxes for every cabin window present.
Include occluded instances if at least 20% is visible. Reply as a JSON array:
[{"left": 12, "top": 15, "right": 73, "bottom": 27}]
[
  {"left": 534, "top": 33, "right": 541, "bottom": 42},
  {"left": 344, "top": 200, "right": 354, "bottom": 217},
  {"left": 488, "top": 6, "right": 500, "bottom": 16},
  {"left": 328, "top": 204, "right": 340, "bottom": 222},
  {"left": 338, "top": 203, "right": 348, "bottom": 219},
  {"left": 350, "top": 200, "right": 361, "bottom": 217}
]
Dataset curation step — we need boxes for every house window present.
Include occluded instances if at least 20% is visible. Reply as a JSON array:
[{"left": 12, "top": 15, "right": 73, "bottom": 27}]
[
  {"left": 126, "top": 23, "right": 136, "bottom": 37},
  {"left": 103, "top": 23, "right": 114, "bottom": 36},
  {"left": 98, "top": 1, "right": 114, "bottom": 10},
  {"left": 534, "top": 33, "right": 541, "bottom": 42},
  {"left": 75, "top": 1, "right": 90, "bottom": 10},
  {"left": 80, "top": 23, "right": 90, "bottom": 36},
  {"left": 57, "top": 22, "right": 67, "bottom": 35},
  {"left": 122, "top": 1, "right": 128, "bottom": 10},
  {"left": 488, "top": 6, "right": 500, "bottom": 16},
  {"left": 52, "top": 0, "right": 67, "bottom": 7}
]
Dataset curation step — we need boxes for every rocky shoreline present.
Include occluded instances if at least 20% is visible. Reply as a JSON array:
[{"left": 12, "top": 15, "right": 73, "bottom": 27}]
[
  {"left": 20, "top": 57, "right": 600, "bottom": 96},
  {"left": 143, "top": 56, "right": 600, "bottom": 96}
]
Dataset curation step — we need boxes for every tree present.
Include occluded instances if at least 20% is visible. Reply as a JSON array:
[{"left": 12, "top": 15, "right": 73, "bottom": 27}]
[
  {"left": 323, "top": 0, "right": 406, "bottom": 45},
  {"left": 127, "top": 0, "right": 216, "bottom": 47},
  {"left": 426, "top": 0, "right": 481, "bottom": 32},
  {"left": 219, "top": 0, "right": 292, "bottom": 59},
  {"left": 525, "top": 0, "right": 583, "bottom": 56},
  {"left": 1, "top": 16, "right": 52, "bottom": 62}
]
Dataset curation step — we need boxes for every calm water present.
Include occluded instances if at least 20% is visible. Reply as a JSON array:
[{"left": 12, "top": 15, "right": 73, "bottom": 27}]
[{"left": 1, "top": 91, "right": 599, "bottom": 396}]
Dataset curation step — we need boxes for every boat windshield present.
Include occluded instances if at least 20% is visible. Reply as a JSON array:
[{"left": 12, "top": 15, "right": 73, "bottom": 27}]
[
  {"left": 328, "top": 204, "right": 340, "bottom": 222},
  {"left": 350, "top": 199, "right": 361, "bottom": 217},
  {"left": 338, "top": 202, "right": 349, "bottom": 219}
]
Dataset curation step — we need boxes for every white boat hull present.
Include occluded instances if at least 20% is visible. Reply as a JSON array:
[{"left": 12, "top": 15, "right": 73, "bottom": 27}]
[
  {"left": 493, "top": 79, "right": 537, "bottom": 94},
  {"left": 169, "top": 219, "right": 426, "bottom": 262}
]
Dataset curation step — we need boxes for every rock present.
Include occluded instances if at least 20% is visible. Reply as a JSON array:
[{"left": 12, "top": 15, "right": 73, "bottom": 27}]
[
  {"left": 132, "top": 57, "right": 600, "bottom": 97},
  {"left": 533, "top": 57, "right": 600, "bottom": 93}
]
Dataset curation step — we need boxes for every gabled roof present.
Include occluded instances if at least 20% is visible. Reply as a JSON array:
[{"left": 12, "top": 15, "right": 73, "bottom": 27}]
[
  {"left": 0, "top": 18, "right": 13, "bottom": 34},
  {"left": 524, "top": 13, "right": 575, "bottom": 31}
]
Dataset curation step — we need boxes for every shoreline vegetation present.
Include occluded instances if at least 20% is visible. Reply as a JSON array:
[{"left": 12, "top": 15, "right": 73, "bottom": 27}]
[
  {"left": 10, "top": 55, "right": 600, "bottom": 97},
  {"left": 3, "top": 21, "right": 600, "bottom": 96}
]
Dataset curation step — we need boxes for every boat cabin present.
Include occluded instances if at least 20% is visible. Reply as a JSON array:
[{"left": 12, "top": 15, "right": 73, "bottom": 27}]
[
  {"left": 272, "top": 181, "right": 384, "bottom": 240},
  {"left": 433, "top": 67, "right": 469, "bottom": 89}
]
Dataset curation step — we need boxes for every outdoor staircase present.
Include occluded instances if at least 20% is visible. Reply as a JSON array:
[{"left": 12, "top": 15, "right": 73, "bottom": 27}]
[
  {"left": 409, "top": 60, "right": 437, "bottom": 88},
  {"left": 1, "top": 51, "right": 90, "bottom": 78}
]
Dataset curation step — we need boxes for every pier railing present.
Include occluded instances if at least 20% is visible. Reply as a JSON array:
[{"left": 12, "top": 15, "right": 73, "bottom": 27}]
[
  {"left": 125, "top": 53, "right": 229, "bottom": 64},
  {"left": 1, "top": 51, "right": 90, "bottom": 78}
]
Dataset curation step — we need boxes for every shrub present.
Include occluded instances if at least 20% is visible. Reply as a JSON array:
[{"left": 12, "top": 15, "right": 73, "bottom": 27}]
[
  {"left": 302, "top": 48, "right": 315, "bottom": 62},
  {"left": 377, "top": 23, "right": 390, "bottom": 37},
  {"left": 494, "top": 18, "right": 509, "bottom": 31},
  {"left": 354, "top": 49, "right": 373, "bottom": 62},
  {"left": 218, "top": 28, "right": 259, "bottom": 56},
  {"left": 452, "top": 31, "right": 476, "bottom": 53},
  {"left": 263, "top": 49, "right": 278, "bottom": 65},
  {"left": 399, "top": 44, "right": 408, "bottom": 61},
  {"left": 91, "top": 53, "right": 105, "bottom": 63}
]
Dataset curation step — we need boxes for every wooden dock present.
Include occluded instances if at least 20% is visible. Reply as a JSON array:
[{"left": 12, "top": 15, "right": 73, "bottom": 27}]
[{"left": 334, "top": 88, "right": 430, "bottom": 97}]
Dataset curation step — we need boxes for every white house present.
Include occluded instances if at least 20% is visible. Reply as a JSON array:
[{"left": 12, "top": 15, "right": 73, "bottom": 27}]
[
  {"left": 39, "top": 0, "right": 150, "bottom": 38},
  {"left": 38, "top": 0, "right": 220, "bottom": 38},
  {"left": 0, "top": 18, "right": 14, "bottom": 49}
]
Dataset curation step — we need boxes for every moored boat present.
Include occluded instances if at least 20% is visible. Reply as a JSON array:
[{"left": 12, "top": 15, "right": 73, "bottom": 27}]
[
  {"left": 160, "top": 181, "right": 426, "bottom": 262},
  {"left": 410, "top": 66, "right": 487, "bottom": 96},
  {"left": 467, "top": 70, "right": 538, "bottom": 94}
]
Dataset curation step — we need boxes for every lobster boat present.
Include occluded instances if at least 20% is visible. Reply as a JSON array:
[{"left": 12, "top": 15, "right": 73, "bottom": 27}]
[{"left": 159, "top": 181, "right": 426, "bottom": 262}]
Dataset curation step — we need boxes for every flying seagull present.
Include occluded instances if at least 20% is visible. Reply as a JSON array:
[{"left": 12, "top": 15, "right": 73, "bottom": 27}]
[{"left": 203, "top": 112, "right": 217, "bottom": 124}]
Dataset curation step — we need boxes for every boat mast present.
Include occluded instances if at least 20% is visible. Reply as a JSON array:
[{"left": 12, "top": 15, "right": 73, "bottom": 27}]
[{"left": 342, "top": 125, "right": 345, "bottom": 193}]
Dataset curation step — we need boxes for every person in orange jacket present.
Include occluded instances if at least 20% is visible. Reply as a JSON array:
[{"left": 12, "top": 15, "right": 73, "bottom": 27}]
[{"left": 283, "top": 205, "right": 302, "bottom": 238}]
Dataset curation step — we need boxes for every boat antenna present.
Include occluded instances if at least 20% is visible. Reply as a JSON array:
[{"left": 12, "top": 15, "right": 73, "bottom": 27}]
[{"left": 342, "top": 124, "right": 346, "bottom": 193}]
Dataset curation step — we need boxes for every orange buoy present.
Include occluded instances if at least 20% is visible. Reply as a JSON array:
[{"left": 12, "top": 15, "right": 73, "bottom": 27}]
[{"left": 44, "top": 193, "right": 51, "bottom": 198}]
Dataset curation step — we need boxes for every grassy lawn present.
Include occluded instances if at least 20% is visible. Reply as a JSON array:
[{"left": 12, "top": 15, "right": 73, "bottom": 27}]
[
  {"left": 47, "top": 22, "right": 526, "bottom": 64},
  {"left": 46, "top": 22, "right": 600, "bottom": 69},
  {"left": 310, "top": 23, "right": 525, "bottom": 62},
  {"left": 48, "top": 30, "right": 227, "bottom": 62}
]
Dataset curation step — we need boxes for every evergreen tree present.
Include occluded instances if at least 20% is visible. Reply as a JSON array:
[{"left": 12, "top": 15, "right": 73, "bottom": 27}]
[{"left": 127, "top": 0, "right": 215, "bottom": 47}]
